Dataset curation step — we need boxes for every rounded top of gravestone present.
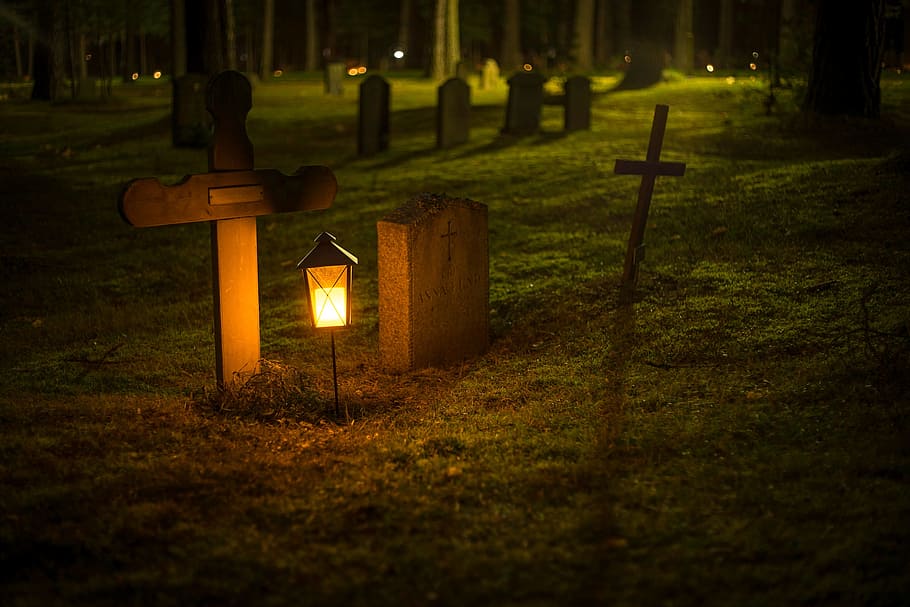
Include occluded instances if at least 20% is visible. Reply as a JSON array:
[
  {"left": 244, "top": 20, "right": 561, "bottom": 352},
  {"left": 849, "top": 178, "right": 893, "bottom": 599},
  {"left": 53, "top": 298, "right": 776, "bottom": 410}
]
[
  {"left": 206, "top": 70, "right": 252, "bottom": 119},
  {"left": 379, "top": 193, "right": 486, "bottom": 225}
]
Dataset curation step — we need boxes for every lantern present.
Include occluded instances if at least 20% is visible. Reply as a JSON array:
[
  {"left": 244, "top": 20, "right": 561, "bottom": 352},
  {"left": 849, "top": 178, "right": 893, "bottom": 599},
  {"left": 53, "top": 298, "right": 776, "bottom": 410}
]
[
  {"left": 296, "top": 232, "right": 358, "bottom": 418},
  {"left": 297, "top": 232, "right": 358, "bottom": 330}
]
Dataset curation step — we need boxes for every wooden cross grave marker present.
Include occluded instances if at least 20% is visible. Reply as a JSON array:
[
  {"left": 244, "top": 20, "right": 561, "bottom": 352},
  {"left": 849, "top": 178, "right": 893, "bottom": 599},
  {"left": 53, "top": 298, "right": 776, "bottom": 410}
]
[
  {"left": 119, "top": 70, "right": 338, "bottom": 387},
  {"left": 614, "top": 104, "right": 686, "bottom": 302}
]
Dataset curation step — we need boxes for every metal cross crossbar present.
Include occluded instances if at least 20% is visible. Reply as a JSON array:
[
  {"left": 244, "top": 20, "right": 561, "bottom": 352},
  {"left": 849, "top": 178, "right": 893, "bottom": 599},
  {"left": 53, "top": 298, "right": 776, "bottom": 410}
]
[
  {"left": 614, "top": 104, "right": 686, "bottom": 302},
  {"left": 119, "top": 70, "right": 337, "bottom": 387}
]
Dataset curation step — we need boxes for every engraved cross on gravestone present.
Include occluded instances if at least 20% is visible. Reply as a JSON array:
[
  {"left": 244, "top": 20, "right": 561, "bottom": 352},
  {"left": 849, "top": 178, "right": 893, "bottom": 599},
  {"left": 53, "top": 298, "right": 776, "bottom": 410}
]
[{"left": 119, "top": 70, "right": 338, "bottom": 387}]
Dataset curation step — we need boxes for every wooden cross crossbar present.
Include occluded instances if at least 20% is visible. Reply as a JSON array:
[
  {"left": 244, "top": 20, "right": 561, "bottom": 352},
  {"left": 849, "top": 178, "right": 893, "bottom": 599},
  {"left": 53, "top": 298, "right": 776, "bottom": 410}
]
[
  {"left": 119, "top": 166, "right": 336, "bottom": 228},
  {"left": 118, "top": 70, "right": 337, "bottom": 387},
  {"left": 613, "top": 104, "right": 686, "bottom": 302}
]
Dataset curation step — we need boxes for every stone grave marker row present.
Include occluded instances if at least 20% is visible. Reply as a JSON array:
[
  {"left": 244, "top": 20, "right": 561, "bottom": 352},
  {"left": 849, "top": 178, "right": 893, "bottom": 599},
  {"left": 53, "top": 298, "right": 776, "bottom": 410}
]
[{"left": 357, "top": 73, "right": 592, "bottom": 156}]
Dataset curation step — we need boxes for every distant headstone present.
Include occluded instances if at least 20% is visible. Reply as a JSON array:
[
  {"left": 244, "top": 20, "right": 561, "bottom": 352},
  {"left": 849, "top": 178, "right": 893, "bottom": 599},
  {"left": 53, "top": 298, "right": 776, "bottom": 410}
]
[
  {"left": 172, "top": 74, "right": 212, "bottom": 147},
  {"left": 377, "top": 194, "right": 489, "bottom": 372},
  {"left": 324, "top": 62, "right": 345, "bottom": 95},
  {"left": 479, "top": 58, "right": 500, "bottom": 90},
  {"left": 502, "top": 71, "right": 546, "bottom": 135},
  {"left": 437, "top": 77, "right": 470, "bottom": 149},
  {"left": 564, "top": 75, "right": 591, "bottom": 131},
  {"left": 358, "top": 74, "right": 390, "bottom": 156}
]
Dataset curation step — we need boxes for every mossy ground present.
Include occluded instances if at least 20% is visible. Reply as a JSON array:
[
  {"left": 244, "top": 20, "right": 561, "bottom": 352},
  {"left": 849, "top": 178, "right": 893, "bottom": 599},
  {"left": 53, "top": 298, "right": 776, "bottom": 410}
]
[{"left": 1, "top": 71, "right": 908, "bottom": 606}]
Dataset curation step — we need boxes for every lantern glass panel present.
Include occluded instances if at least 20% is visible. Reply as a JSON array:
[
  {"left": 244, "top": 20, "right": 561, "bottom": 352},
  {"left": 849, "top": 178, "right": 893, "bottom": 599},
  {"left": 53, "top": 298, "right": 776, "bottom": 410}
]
[{"left": 306, "top": 265, "right": 349, "bottom": 328}]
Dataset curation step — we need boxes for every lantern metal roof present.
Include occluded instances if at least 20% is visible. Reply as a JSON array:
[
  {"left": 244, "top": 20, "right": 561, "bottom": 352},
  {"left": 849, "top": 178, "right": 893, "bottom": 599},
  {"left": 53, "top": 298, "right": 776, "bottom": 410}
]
[{"left": 296, "top": 232, "right": 359, "bottom": 269}]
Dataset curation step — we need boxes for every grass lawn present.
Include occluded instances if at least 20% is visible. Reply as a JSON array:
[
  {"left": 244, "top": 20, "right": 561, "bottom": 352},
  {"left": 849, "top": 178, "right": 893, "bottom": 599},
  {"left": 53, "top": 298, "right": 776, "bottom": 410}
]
[{"left": 1, "top": 70, "right": 909, "bottom": 606}]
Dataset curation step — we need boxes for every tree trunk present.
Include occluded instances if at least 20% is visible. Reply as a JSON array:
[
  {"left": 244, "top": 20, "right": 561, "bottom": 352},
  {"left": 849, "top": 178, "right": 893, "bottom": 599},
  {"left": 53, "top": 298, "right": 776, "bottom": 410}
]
[
  {"left": 305, "top": 0, "right": 318, "bottom": 71},
  {"left": 501, "top": 0, "right": 521, "bottom": 71},
  {"left": 140, "top": 30, "right": 148, "bottom": 75},
  {"left": 778, "top": 0, "right": 797, "bottom": 68},
  {"left": 718, "top": 0, "right": 733, "bottom": 67},
  {"left": 594, "top": 0, "right": 612, "bottom": 68},
  {"left": 245, "top": 24, "right": 254, "bottom": 73},
  {"left": 804, "top": 0, "right": 885, "bottom": 118},
  {"left": 260, "top": 0, "right": 274, "bottom": 78},
  {"left": 397, "top": 0, "right": 411, "bottom": 66},
  {"left": 31, "top": 0, "right": 63, "bottom": 101},
  {"left": 63, "top": 0, "right": 77, "bottom": 97},
  {"left": 225, "top": 0, "right": 237, "bottom": 70},
  {"left": 28, "top": 30, "right": 35, "bottom": 79},
  {"left": 171, "top": 0, "right": 187, "bottom": 77},
  {"left": 446, "top": 0, "right": 460, "bottom": 75},
  {"left": 110, "top": 33, "right": 117, "bottom": 87},
  {"left": 78, "top": 33, "right": 87, "bottom": 80},
  {"left": 614, "top": 0, "right": 631, "bottom": 53},
  {"left": 205, "top": 0, "right": 227, "bottom": 74},
  {"left": 673, "top": 0, "right": 694, "bottom": 71},
  {"left": 432, "top": 0, "right": 446, "bottom": 80},
  {"left": 574, "top": 0, "right": 595, "bottom": 71},
  {"left": 14, "top": 26, "right": 23, "bottom": 79},
  {"left": 124, "top": 15, "right": 137, "bottom": 82}
]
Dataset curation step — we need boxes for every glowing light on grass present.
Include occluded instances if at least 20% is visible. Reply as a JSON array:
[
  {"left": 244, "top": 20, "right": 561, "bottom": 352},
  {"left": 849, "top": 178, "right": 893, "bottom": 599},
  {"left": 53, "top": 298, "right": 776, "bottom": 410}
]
[
  {"left": 357, "top": 66, "right": 367, "bottom": 74},
  {"left": 84, "top": 53, "right": 92, "bottom": 62},
  {"left": 273, "top": 69, "right": 283, "bottom": 77},
  {"left": 153, "top": 71, "right": 162, "bottom": 79},
  {"left": 706, "top": 64, "right": 715, "bottom": 73},
  {"left": 393, "top": 50, "right": 405, "bottom": 60},
  {"left": 131, "top": 72, "right": 139, "bottom": 81},
  {"left": 523, "top": 63, "right": 533, "bottom": 71},
  {"left": 624, "top": 54, "right": 632, "bottom": 64},
  {"left": 749, "top": 62, "right": 758, "bottom": 71},
  {"left": 348, "top": 67, "right": 358, "bottom": 76}
]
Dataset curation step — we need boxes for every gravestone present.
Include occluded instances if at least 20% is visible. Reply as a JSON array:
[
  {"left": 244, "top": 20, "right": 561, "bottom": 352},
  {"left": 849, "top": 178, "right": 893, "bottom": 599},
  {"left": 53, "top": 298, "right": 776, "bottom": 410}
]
[
  {"left": 613, "top": 104, "right": 686, "bottom": 302},
  {"left": 120, "top": 70, "right": 337, "bottom": 386},
  {"left": 172, "top": 74, "right": 212, "bottom": 147},
  {"left": 377, "top": 194, "right": 489, "bottom": 372},
  {"left": 502, "top": 71, "right": 546, "bottom": 135},
  {"left": 437, "top": 77, "right": 470, "bottom": 149},
  {"left": 564, "top": 75, "right": 591, "bottom": 131},
  {"left": 324, "top": 62, "right": 345, "bottom": 95},
  {"left": 358, "top": 74, "right": 390, "bottom": 156},
  {"left": 479, "top": 58, "right": 500, "bottom": 90}
]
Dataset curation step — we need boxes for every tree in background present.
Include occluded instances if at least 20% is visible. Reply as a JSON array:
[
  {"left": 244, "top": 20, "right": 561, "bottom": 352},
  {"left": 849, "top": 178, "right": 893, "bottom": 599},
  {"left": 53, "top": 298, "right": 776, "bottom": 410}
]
[
  {"left": 803, "top": 0, "right": 886, "bottom": 118},
  {"left": 431, "top": 0, "right": 459, "bottom": 80},
  {"left": 573, "top": 0, "right": 594, "bottom": 71},
  {"left": 500, "top": 0, "right": 520, "bottom": 71},
  {"left": 673, "top": 0, "right": 693, "bottom": 71},
  {"left": 30, "top": 0, "right": 61, "bottom": 100},
  {"left": 593, "top": 0, "right": 612, "bottom": 68},
  {"left": 305, "top": 0, "right": 318, "bottom": 71},
  {"left": 259, "top": 0, "right": 273, "bottom": 78}
]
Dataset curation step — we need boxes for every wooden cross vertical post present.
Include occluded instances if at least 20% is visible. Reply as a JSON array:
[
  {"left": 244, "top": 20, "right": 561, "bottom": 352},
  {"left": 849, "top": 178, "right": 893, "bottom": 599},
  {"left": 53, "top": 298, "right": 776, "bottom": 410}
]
[
  {"left": 208, "top": 71, "right": 259, "bottom": 386},
  {"left": 614, "top": 104, "right": 686, "bottom": 302},
  {"left": 119, "top": 71, "right": 338, "bottom": 388}
]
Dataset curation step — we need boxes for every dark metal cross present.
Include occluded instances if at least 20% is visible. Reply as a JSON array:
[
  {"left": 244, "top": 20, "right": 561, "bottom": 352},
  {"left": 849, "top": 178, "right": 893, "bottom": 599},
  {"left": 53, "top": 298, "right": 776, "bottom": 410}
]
[
  {"left": 441, "top": 220, "right": 457, "bottom": 261},
  {"left": 614, "top": 104, "right": 686, "bottom": 302}
]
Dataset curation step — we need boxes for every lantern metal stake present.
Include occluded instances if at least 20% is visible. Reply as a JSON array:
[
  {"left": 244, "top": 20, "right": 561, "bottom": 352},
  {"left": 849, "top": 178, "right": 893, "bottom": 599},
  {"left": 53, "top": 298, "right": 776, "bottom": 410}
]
[
  {"left": 330, "top": 331, "right": 341, "bottom": 417},
  {"left": 297, "top": 232, "right": 358, "bottom": 419}
]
